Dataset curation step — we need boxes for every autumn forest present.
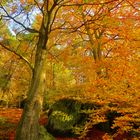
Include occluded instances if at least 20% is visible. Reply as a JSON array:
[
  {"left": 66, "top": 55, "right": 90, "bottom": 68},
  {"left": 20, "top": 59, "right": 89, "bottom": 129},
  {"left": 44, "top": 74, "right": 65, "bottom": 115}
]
[{"left": 0, "top": 0, "right": 140, "bottom": 140}]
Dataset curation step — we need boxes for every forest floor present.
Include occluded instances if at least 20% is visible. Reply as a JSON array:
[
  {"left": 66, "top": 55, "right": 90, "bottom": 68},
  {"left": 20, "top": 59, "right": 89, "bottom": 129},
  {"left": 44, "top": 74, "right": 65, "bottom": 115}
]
[{"left": 0, "top": 108, "right": 134, "bottom": 140}]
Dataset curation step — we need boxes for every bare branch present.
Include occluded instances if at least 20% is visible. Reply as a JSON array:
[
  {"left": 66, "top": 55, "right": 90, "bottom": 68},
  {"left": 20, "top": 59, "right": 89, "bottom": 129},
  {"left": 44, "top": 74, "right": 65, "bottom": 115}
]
[
  {"left": 0, "top": 42, "right": 34, "bottom": 72},
  {"left": 34, "top": 0, "right": 43, "bottom": 13},
  {"left": 0, "top": 5, "right": 39, "bottom": 33},
  {"left": 49, "top": 4, "right": 63, "bottom": 32},
  {"left": 62, "top": 0, "right": 119, "bottom": 6}
]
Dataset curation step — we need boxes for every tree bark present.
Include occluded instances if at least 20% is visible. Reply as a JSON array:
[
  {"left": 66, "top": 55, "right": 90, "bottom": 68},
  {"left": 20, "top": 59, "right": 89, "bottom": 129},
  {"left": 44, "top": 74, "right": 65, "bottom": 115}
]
[
  {"left": 15, "top": 26, "right": 48, "bottom": 140},
  {"left": 15, "top": 50, "right": 48, "bottom": 140},
  {"left": 15, "top": 1, "right": 59, "bottom": 139}
]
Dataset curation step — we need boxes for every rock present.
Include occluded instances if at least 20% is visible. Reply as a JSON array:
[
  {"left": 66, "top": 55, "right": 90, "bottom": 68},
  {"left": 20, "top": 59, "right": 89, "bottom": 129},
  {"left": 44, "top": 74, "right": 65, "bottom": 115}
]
[{"left": 46, "top": 98, "right": 100, "bottom": 137}]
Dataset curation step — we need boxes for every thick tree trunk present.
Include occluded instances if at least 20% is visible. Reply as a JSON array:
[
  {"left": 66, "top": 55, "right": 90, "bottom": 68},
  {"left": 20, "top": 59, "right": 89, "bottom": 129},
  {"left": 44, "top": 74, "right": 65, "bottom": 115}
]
[
  {"left": 15, "top": 2, "right": 56, "bottom": 139},
  {"left": 15, "top": 50, "right": 48, "bottom": 140},
  {"left": 15, "top": 28, "right": 48, "bottom": 140},
  {"left": 15, "top": 101, "right": 41, "bottom": 140}
]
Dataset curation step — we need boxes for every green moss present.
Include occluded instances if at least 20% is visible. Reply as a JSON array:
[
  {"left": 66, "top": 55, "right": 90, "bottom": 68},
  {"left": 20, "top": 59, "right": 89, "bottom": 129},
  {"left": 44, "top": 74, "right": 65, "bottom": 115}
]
[{"left": 46, "top": 98, "right": 99, "bottom": 136}]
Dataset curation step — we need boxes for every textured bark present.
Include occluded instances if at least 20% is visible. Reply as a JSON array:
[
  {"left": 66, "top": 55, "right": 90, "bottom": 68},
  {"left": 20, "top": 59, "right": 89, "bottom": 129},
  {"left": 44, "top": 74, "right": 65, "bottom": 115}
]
[
  {"left": 15, "top": 1, "right": 59, "bottom": 139},
  {"left": 15, "top": 47, "right": 48, "bottom": 140},
  {"left": 15, "top": 23, "right": 48, "bottom": 140}
]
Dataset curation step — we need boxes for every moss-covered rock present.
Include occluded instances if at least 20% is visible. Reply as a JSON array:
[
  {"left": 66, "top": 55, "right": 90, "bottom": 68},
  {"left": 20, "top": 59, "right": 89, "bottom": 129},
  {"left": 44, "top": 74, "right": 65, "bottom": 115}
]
[{"left": 46, "top": 98, "right": 100, "bottom": 137}]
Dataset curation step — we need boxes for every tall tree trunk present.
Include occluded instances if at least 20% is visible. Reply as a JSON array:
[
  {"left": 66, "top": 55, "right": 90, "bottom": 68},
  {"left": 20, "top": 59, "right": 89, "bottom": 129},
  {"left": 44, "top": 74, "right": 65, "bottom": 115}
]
[
  {"left": 15, "top": 1, "right": 58, "bottom": 139},
  {"left": 15, "top": 28, "right": 48, "bottom": 140}
]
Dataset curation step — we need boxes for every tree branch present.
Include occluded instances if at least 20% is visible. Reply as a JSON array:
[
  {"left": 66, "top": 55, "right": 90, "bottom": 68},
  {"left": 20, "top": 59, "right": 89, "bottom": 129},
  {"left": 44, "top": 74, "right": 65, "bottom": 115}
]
[
  {"left": 0, "top": 42, "right": 34, "bottom": 72},
  {"left": 62, "top": 0, "right": 119, "bottom": 6},
  {"left": 0, "top": 5, "right": 39, "bottom": 34}
]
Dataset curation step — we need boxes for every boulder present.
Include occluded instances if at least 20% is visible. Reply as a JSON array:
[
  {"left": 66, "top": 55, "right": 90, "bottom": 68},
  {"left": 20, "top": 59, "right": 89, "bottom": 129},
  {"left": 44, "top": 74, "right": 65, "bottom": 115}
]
[{"left": 46, "top": 98, "right": 100, "bottom": 137}]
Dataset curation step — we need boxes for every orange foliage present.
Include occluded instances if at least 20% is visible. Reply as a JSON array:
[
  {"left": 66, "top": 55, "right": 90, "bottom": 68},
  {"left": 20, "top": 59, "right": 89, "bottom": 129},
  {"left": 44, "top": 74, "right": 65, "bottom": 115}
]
[{"left": 0, "top": 0, "right": 140, "bottom": 139}]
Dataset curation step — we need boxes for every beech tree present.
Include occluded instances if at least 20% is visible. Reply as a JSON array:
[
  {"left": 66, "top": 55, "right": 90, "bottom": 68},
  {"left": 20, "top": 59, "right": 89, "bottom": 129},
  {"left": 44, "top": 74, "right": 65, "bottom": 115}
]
[
  {"left": 0, "top": 0, "right": 88, "bottom": 139},
  {"left": 57, "top": 0, "right": 140, "bottom": 137},
  {"left": 0, "top": 0, "right": 70, "bottom": 140}
]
